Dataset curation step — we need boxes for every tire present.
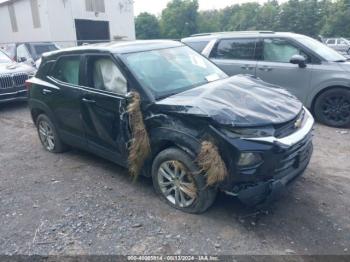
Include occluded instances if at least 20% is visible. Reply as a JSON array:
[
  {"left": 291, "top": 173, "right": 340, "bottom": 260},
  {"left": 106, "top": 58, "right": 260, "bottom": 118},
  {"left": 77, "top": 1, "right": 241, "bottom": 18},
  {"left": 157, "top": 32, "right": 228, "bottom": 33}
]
[
  {"left": 347, "top": 48, "right": 350, "bottom": 55},
  {"left": 36, "top": 114, "right": 68, "bottom": 153},
  {"left": 314, "top": 88, "right": 350, "bottom": 127},
  {"left": 152, "top": 147, "right": 217, "bottom": 214}
]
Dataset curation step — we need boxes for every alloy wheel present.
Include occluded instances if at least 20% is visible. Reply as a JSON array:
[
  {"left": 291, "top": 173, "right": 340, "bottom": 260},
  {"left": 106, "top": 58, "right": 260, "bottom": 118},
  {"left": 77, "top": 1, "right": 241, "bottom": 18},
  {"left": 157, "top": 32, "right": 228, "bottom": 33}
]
[
  {"left": 322, "top": 95, "right": 350, "bottom": 125},
  {"left": 157, "top": 160, "right": 197, "bottom": 208},
  {"left": 38, "top": 120, "right": 55, "bottom": 151}
]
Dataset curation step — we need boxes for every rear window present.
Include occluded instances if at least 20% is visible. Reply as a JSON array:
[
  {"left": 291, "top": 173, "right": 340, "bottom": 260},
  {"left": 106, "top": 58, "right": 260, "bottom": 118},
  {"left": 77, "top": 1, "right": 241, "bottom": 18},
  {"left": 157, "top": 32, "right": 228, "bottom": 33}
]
[
  {"left": 184, "top": 41, "right": 209, "bottom": 53},
  {"left": 211, "top": 38, "right": 257, "bottom": 60},
  {"left": 33, "top": 44, "right": 58, "bottom": 58}
]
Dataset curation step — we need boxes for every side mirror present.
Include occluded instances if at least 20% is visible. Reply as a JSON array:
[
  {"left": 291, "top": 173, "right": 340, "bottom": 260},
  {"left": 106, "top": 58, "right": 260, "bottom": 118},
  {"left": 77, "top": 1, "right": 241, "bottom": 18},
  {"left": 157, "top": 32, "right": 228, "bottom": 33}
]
[
  {"left": 19, "top": 57, "right": 27, "bottom": 62},
  {"left": 290, "top": 54, "right": 307, "bottom": 68}
]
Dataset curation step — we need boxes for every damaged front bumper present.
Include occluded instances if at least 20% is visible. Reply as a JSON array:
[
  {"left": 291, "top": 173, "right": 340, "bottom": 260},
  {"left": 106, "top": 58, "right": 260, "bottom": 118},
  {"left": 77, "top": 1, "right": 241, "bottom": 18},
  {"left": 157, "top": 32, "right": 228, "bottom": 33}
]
[
  {"left": 224, "top": 108, "right": 315, "bottom": 206},
  {"left": 234, "top": 142, "right": 313, "bottom": 206}
]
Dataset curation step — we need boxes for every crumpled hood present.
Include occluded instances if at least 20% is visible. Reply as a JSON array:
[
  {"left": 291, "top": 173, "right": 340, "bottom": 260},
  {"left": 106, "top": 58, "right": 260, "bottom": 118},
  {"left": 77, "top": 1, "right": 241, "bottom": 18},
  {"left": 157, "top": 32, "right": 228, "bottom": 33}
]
[
  {"left": 156, "top": 75, "right": 303, "bottom": 127},
  {"left": 0, "top": 62, "right": 34, "bottom": 74}
]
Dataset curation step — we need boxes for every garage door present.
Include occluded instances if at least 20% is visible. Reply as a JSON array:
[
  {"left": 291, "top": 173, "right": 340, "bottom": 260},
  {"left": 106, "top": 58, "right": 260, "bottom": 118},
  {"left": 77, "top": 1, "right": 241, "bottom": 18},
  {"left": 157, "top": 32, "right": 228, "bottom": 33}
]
[{"left": 75, "top": 19, "right": 110, "bottom": 45}]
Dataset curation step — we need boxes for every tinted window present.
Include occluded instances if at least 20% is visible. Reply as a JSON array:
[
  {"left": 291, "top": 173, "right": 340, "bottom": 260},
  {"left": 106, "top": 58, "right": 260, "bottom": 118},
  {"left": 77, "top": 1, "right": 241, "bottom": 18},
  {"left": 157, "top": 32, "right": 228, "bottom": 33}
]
[
  {"left": 33, "top": 44, "right": 58, "bottom": 58},
  {"left": 185, "top": 41, "right": 209, "bottom": 52},
  {"left": 327, "top": 39, "right": 335, "bottom": 44},
  {"left": 86, "top": 56, "right": 127, "bottom": 95},
  {"left": 51, "top": 56, "right": 80, "bottom": 85},
  {"left": 263, "top": 38, "right": 307, "bottom": 63},
  {"left": 212, "top": 39, "right": 256, "bottom": 60}
]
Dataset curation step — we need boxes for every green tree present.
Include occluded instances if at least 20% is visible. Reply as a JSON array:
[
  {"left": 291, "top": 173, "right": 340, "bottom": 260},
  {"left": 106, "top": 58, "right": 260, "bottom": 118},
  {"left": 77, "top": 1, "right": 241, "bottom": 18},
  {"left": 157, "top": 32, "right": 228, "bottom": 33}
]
[
  {"left": 135, "top": 12, "right": 161, "bottom": 39},
  {"left": 197, "top": 10, "right": 221, "bottom": 33},
  {"left": 160, "top": 0, "right": 199, "bottom": 39},
  {"left": 257, "top": 0, "right": 280, "bottom": 31},
  {"left": 321, "top": 0, "right": 350, "bottom": 37}
]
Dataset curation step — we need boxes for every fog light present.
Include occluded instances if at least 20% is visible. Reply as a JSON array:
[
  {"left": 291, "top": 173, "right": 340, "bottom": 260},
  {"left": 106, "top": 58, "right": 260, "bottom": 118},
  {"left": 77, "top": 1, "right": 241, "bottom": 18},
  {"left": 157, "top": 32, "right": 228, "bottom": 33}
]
[{"left": 237, "top": 153, "right": 262, "bottom": 167}]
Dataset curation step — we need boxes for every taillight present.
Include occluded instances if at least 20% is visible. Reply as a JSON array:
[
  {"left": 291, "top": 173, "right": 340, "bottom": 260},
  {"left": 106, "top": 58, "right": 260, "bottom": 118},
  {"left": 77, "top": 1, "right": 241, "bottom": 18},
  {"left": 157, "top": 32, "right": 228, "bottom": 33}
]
[{"left": 25, "top": 80, "right": 32, "bottom": 90}]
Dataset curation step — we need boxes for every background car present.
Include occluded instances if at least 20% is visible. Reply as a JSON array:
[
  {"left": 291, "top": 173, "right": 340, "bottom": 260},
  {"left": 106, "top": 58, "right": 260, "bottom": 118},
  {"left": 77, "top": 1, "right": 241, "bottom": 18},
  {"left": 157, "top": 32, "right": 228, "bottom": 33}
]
[
  {"left": 325, "top": 37, "right": 350, "bottom": 55},
  {"left": 0, "top": 49, "right": 35, "bottom": 103},
  {"left": 10, "top": 42, "right": 59, "bottom": 68},
  {"left": 182, "top": 31, "right": 350, "bottom": 127}
]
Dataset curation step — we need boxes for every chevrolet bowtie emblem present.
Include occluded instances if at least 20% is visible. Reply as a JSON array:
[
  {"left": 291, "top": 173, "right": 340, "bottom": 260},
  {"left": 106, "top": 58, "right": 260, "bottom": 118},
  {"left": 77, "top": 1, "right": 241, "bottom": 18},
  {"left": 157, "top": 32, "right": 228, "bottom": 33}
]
[{"left": 295, "top": 118, "right": 303, "bottom": 129}]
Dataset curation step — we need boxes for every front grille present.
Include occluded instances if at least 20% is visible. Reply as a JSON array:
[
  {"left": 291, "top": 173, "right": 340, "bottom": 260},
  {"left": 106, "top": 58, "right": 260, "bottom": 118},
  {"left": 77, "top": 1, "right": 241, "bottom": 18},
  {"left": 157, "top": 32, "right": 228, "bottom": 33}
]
[
  {"left": 13, "top": 73, "right": 28, "bottom": 87},
  {"left": 274, "top": 132, "right": 313, "bottom": 175},
  {"left": 0, "top": 74, "right": 13, "bottom": 89},
  {"left": 0, "top": 73, "right": 28, "bottom": 89},
  {"left": 274, "top": 110, "right": 305, "bottom": 138}
]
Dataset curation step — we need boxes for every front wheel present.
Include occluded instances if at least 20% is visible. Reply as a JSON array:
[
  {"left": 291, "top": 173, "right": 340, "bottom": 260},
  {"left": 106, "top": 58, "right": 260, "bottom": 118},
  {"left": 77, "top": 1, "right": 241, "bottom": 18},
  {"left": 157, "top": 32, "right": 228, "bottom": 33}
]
[
  {"left": 314, "top": 88, "right": 350, "bottom": 127},
  {"left": 152, "top": 148, "right": 217, "bottom": 214}
]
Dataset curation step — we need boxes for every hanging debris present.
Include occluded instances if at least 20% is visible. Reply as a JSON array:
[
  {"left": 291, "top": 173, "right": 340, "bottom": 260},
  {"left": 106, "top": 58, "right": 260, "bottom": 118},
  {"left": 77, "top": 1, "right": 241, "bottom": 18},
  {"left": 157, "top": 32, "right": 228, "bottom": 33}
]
[
  {"left": 197, "top": 141, "right": 228, "bottom": 186},
  {"left": 127, "top": 92, "right": 151, "bottom": 179}
]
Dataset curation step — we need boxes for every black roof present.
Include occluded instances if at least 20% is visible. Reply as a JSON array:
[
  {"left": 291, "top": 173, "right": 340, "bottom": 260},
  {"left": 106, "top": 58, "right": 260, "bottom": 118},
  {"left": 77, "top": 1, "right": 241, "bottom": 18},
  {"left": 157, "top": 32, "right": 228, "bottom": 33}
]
[{"left": 43, "top": 40, "right": 184, "bottom": 58}]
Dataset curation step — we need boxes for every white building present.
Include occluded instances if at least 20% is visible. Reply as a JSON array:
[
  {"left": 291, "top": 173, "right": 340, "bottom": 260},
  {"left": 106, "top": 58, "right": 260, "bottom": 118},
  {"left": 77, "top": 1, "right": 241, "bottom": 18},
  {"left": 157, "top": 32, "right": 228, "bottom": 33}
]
[{"left": 0, "top": 0, "right": 135, "bottom": 47}]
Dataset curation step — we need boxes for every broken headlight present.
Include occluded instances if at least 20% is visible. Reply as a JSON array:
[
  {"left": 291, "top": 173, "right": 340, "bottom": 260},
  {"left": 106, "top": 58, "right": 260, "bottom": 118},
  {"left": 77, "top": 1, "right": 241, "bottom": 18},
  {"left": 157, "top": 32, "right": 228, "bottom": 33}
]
[
  {"left": 237, "top": 152, "right": 262, "bottom": 167},
  {"left": 220, "top": 126, "right": 275, "bottom": 139}
]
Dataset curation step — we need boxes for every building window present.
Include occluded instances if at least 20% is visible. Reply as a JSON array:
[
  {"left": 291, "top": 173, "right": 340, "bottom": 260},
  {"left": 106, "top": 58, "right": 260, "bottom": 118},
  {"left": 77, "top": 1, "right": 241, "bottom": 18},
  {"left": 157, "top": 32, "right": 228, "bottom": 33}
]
[
  {"left": 30, "top": 0, "right": 41, "bottom": 28},
  {"left": 86, "top": 0, "right": 105, "bottom": 13},
  {"left": 8, "top": 3, "right": 18, "bottom": 32}
]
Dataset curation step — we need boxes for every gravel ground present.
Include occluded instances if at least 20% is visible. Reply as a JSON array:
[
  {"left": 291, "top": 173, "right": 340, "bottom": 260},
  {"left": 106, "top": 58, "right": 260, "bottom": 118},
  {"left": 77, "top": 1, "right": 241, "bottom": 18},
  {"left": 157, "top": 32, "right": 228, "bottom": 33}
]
[{"left": 0, "top": 102, "right": 349, "bottom": 256}]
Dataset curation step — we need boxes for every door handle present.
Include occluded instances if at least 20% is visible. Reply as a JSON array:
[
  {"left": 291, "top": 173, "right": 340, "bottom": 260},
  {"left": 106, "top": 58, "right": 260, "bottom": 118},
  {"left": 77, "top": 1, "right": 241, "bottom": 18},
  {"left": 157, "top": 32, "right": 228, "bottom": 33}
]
[
  {"left": 259, "top": 67, "right": 273, "bottom": 72},
  {"left": 42, "top": 89, "right": 52, "bottom": 95},
  {"left": 241, "top": 65, "right": 254, "bottom": 70},
  {"left": 82, "top": 98, "right": 96, "bottom": 104}
]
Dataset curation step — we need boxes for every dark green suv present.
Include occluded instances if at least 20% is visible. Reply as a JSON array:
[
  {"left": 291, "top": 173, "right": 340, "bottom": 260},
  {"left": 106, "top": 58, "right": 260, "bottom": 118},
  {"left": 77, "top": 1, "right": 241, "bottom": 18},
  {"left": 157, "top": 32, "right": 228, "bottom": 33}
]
[{"left": 27, "top": 41, "right": 314, "bottom": 213}]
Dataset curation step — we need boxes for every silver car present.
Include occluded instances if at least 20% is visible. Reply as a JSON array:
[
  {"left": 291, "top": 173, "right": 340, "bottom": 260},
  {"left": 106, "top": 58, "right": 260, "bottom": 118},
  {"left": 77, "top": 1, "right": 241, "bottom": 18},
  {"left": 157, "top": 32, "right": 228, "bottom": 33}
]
[{"left": 182, "top": 32, "right": 350, "bottom": 127}]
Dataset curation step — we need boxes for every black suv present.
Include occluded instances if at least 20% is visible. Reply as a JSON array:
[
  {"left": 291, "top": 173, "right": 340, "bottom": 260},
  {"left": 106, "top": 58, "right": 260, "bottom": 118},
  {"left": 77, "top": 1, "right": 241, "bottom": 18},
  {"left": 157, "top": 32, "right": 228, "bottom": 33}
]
[{"left": 27, "top": 41, "right": 314, "bottom": 213}]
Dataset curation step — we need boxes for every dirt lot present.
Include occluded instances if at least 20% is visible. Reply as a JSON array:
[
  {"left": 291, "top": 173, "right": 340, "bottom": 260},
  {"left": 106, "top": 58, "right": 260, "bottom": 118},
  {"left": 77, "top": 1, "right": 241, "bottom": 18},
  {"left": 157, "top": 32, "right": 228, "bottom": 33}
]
[{"left": 0, "top": 102, "right": 349, "bottom": 256}]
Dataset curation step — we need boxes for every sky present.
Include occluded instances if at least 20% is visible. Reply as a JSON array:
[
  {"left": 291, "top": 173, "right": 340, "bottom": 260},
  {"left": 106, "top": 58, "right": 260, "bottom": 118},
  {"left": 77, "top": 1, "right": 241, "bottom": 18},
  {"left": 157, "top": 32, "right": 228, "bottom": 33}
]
[{"left": 133, "top": 0, "right": 271, "bottom": 16}]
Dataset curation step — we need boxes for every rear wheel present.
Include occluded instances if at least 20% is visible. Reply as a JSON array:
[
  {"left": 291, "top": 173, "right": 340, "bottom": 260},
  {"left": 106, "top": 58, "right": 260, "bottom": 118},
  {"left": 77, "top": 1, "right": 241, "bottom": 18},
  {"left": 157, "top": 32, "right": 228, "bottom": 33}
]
[
  {"left": 314, "top": 88, "right": 350, "bottom": 127},
  {"left": 152, "top": 148, "right": 217, "bottom": 214},
  {"left": 36, "top": 114, "right": 68, "bottom": 153}
]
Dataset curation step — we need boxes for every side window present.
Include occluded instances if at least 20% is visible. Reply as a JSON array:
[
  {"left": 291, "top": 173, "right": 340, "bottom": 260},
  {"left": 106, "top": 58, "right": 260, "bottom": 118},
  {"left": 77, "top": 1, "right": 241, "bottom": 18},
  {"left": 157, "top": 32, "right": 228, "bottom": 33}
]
[
  {"left": 327, "top": 39, "right": 335, "bottom": 45},
  {"left": 211, "top": 38, "right": 256, "bottom": 60},
  {"left": 263, "top": 38, "right": 309, "bottom": 63},
  {"left": 17, "top": 44, "right": 31, "bottom": 61},
  {"left": 86, "top": 56, "right": 127, "bottom": 95},
  {"left": 338, "top": 39, "right": 346, "bottom": 45},
  {"left": 185, "top": 41, "right": 209, "bottom": 53},
  {"left": 51, "top": 56, "right": 80, "bottom": 85}
]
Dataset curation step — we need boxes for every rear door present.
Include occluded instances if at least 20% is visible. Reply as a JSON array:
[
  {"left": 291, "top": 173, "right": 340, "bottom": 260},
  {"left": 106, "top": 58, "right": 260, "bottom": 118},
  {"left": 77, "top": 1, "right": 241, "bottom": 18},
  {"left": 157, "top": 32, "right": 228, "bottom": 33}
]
[
  {"left": 80, "top": 54, "right": 130, "bottom": 166},
  {"left": 209, "top": 38, "right": 258, "bottom": 76},
  {"left": 255, "top": 38, "right": 313, "bottom": 103},
  {"left": 46, "top": 55, "right": 86, "bottom": 147}
]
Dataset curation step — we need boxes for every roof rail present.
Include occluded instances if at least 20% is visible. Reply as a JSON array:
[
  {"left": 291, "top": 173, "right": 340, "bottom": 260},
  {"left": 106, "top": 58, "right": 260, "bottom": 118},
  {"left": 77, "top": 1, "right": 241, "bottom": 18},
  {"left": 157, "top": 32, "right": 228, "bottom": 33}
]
[{"left": 189, "top": 31, "right": 275, "bottom": 37}]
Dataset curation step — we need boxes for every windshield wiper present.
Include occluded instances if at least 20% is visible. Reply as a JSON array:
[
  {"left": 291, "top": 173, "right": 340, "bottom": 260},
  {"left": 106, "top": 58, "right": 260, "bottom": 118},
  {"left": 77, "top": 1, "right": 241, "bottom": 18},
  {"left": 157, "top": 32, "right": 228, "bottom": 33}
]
[{"left": 334, "top": 59, "right": 347, "bottom": 62}]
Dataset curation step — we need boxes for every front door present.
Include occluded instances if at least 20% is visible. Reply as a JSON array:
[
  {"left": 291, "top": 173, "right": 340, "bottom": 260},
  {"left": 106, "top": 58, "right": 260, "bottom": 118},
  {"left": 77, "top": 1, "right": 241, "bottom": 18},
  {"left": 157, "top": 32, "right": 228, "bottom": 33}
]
[
  {"left": 80, "top": 54, "right": 130, "bottom": 166},
  {"left": 256, "top": 38, "right": 313, "bottom": 104},
  {"left": 47, "top": 55, "right": 86, "bottom": 147},
  {"left": 209, "top": 38, "right": 258, "bottom": 76}
]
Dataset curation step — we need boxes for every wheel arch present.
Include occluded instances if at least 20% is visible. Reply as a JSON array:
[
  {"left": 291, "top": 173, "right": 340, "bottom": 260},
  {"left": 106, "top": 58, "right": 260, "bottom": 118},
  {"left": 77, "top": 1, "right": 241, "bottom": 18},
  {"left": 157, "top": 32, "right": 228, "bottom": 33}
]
[
  {"left": 142, "top": 127, "right": 202, "bottom": 177},
  {"left": 29, "top": 99, "right": 60, "bottom": 129},
  {"left": 311, "top": 85, "right": 350, "bottom": 114}
]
